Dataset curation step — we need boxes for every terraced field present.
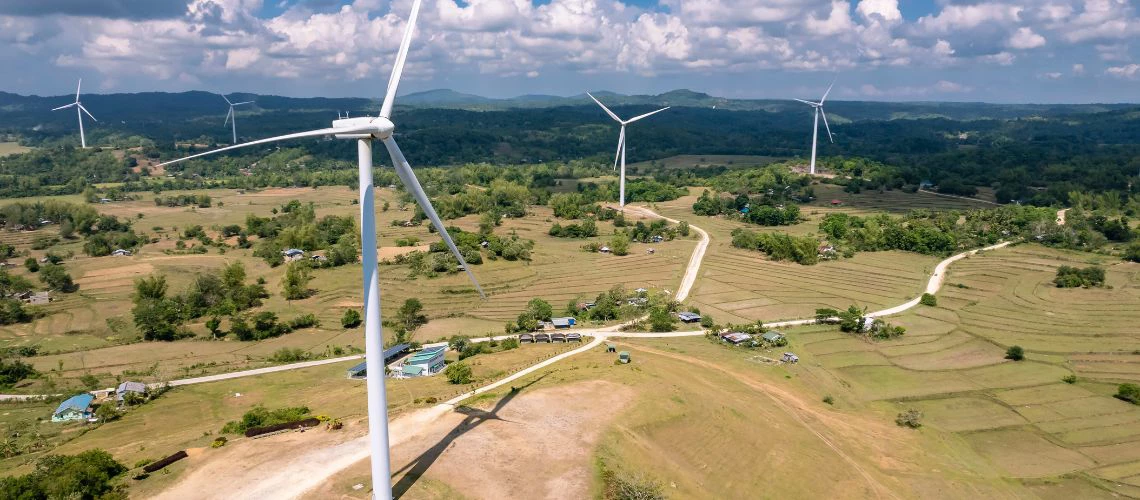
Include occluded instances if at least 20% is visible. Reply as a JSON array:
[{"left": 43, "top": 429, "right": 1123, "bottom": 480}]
[{"left": 785, "top": 244, "right": 1140, "bottom": 497}]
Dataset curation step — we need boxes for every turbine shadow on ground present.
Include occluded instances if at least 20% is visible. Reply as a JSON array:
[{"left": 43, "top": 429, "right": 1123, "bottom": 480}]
[{"left": 390, "top": 373, "right": 549, "bottom": 498}]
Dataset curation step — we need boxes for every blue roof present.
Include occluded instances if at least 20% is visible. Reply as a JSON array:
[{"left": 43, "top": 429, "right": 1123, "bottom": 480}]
[
  {"left": 347, "top": 361, "right": 367, "bottom": 374},
  {"left": 384, "top": 343, "right": 411, "bottom": 361},
  {"left": 552, "top": 318, "right": 573, "bottom": 327},
  {"left": 283, "top": 248, "right": 304, "bottom": 256},
  {"left": 55, "top": 394, "right": 93, "bottom": 415}
]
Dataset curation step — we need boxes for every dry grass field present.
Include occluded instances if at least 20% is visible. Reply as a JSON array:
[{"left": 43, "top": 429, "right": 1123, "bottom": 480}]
[
  {"left": 0, "top": 142, "right": 32, "bottom": 156},
  {"left": 0, "top": 186, "right": 694, "bottom": 393}
]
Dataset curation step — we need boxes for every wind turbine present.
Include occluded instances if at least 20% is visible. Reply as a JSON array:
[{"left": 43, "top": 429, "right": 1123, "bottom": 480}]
[
  {"left": 794, "top": 77, "right": 836, "bottom": 175},
  {"left": 158, "top": 2, "right": 484, "bottom": 498},
  {"left": 221, "top": 94, "right": 253, "bottom": 144},
  {"left": 52, "top": 79, "right": 96, "bottom": 148},
  {"left": 587, "top": 92, "right": 669, "bottom": 209}
]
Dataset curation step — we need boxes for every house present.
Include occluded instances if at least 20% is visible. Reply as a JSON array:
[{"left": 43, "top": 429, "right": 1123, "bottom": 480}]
[
  {"left": 551, "top": 317, "right": 576, "bottom": 329},
  {"left": 831, "top": 199, "right": 843, "bottom": 206},
  {"left": 761, "top": 331, "right": 786, "bottom": 344},
  {"left": 116, "top": 381, "right": 147, "bottom": 404},
  {"left": 99, "top": 198, "right": 112, "bottom": 204},
  {"left": 519, "top": 333, "right": 534, "bottom": 343},
  {"left": 39, "top": 219, "right": 53, "bottom": 226},
  {"left": 310, "top": 254, "right": 327, "bottom": 263},
  {"left": 651, "top": 235, "right": 664, "bottom": 243},
  {"left": 346, "top": 361, "right": 368, "bottom": 379},
  {"left": 599, "top": 246, "right": 611, "bottom": 254},
  {"left": 782, "top": 352, "right": 800, "bottom": 363},
  {"left": 533, "top": 333, "right": 552, "bottom": 343},
  {"left": 576, "top": 301, "right": 595, "bottom": 311},
  {"left": 400, "top": 364, "right": 425, "bottom": 377},
  {"left": 677, "top": 312, "right": 702, "bottom": 323},
  {"left": 550, "top": 332, "right": 567, "bottom": 342},
  {"left": 627, "top": 297, "right": 648, "bottom": 306},
  {"left": 111, "top": 249, "right": 132, "bottom": 257},
  {"left": 22, "top": 291, "right": 50, "bottom": 305},
  {"left": 401, "top": 346, "right": 446, "bottom": 376},
  {"left": 566, "top": 332, "right": 583, "bottom": 342},
  {"left": 721, "top": 332, "right": 753, "bottom": 345},
  {"left": 52, "top": 394, "right": 94, "bottom": 422},
  {"left": 282, "top": 248, "right": 305, "bottom": 261}
]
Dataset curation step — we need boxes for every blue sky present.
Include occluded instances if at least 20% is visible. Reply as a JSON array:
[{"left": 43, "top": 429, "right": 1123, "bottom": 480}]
[{"left": 0, "top": 0, "right": 1137, "bottom": 103}]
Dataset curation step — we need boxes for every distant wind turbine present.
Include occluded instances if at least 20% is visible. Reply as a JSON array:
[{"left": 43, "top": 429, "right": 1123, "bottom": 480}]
[
  {"left": 158, "top": 2, "right": 483, "bottom": 498},
  {"left": 52, "top": 79, "right": 96, "bottom": 148},
  {"left": 794, "top": 77, "right": 836, "bottom": 175},
  {"left": 587, "top": 92, "right": 669, "bottom": 209},
  {"left": 221, "top": 94, "right": 253, "bottom": 144}
]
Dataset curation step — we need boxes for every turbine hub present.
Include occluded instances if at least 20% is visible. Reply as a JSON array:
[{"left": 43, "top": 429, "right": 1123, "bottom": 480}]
[{"left": 332, "top": 116, "right": 395, "bottom": 140}]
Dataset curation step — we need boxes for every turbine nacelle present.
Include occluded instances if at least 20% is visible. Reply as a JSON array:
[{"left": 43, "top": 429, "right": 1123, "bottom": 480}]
[{"left": 333, "top": 116, "right": 394, "bottom": 140}]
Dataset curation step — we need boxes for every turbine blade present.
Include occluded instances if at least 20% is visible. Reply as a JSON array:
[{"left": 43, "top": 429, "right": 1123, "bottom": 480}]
[
  {"left": 820, "top": 108, "right": 834, "bottom": 143},
  {"left": 232, "top": 101, "right": 253, "bottom": 106},
  {"left": 79, "top": 104, "right": 97, "bottom": 122},
  {"left": 624, "top": 106, "right": 670, "bottom": 124},
  {"left": 793, "top": 98, "right": 818, "bottom": 106},
  {"left": 221, "top": 94, "right": 232, "bottom": 105},
  {"left": 820, "top": 76, "right": 836, "bottom": 104},
  {"left": 52, "top": 103, "right": 77, "bottom": 111},
  {"left": 158, "top": 124, "right": 377, "bottom": 167},
  {"left": 76, "top": 78, "right": 82, "bottom": 101},
  {"left": 224, "top": 108, "right": 232, "bottom": 126},
  {"left": 586, "top": 92, "right": 622, "bottom": 123},
  {"left": 382, "top": 136, "right": 485, "bottom": 298},
  {"left": 380, "top": 0, "right": 423, "bottom": 119},
  {"left": 613, "top": 126, "right": 625, "bottom": 171}
]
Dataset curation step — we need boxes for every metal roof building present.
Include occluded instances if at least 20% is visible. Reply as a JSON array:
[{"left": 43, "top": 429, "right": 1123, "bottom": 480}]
[{"left": 53, "top": 394, "right": 94, "bottom": 422}]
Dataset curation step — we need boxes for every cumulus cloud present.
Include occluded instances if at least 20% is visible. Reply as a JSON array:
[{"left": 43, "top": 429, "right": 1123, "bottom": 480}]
[
  {"left": 1007, "top": 27, "right": 1045, "bottom": 49},
  {"left": 1106, "top": 64, "right": 1140, "bottom": 79}
]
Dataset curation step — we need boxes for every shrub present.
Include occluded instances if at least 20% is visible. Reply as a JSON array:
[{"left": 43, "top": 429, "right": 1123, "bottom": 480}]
[
  {"left": 1054, "top": 265, "right": 1106, "bottom": 288},
  {"left": 895, "top": 409, "right": 923, "bottom": 428},
  {"left": 1116, "top": 383, "right": 1140, "bottom": 405},
  {"left": 288, "top": 314, "right": 320, "bottom": 330},
  {"left": 822, "top": 395, "right": 835, "bottom": 405},
  {"left": 243, "top": 418, "right": 320, "bottom": 438},
  {"left": 0, "top": 450, "right": 127, "bottom": 499},
  {"left": 1005, "top": 345, "right": 1025, "bottom": 361},
  {"left": 919, "top": 293, "right": 937, "bottom": 306},
  {"left": 1062, "top": 375, "right": 1078, "bottom": 384},
  {"left": 341, "top": 309, "right": 362, "bottom": 329},
  {"left": 444, "top": 362, "right": 473, "bottom": 384},
  {"left": 211, "top": 437, "right": 227, "bottom": 448},
  {"left": 0, "top": 358, "right": 36, "bottom": 388},
  {"left": 499, "top": 337, "right": 519, "bottom": 350},
  {"left": 269, "top": 348, "right": 310, "bottom": 363},
  {"left": 221, "top": 405, "right": 311, "bottom": 434}
]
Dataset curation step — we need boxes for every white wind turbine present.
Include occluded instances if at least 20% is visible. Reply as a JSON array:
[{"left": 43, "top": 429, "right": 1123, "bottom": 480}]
[
  {"left": 794, "top": 77, "right": 836, "bottom": 175},
  {"left": 159, "top": 2, "right": 484, "bottom": 498},
  {"left": 52, "top": 79, "right": 97, "bottom": 148},
  {"left": 587, "top": 92, "right": 669, "bottom": 209},
  {"left": 221, "top": 94, "right": 254, "bottom": 144}
]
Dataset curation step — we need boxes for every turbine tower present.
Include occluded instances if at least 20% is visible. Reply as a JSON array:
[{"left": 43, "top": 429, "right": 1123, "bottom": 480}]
[
  {"left": 158, "top": 2, "right": 484, "bottom": 498},
  {"left": 587, "top": 92, "right": 669, "bottom": 209},
  {"left": 795, "top": 78, "right": 836, "bottom": 175},
  {"left": 221, "top": 94, "right": 253, "bottom": 145},
  {"left": 52, "top": 79, "right": 96, "bottom": 148}
]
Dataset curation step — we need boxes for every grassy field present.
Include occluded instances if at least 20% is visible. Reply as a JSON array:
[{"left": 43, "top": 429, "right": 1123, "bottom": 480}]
[
  {"left": 0, "top": 186, "right": 695, "bottom": 393},
  {"left": 627, "top": 154, "right": 784, "bottom": 172},
  {"left": 0, "top": 142, "right": 32, "bottom": 156}
]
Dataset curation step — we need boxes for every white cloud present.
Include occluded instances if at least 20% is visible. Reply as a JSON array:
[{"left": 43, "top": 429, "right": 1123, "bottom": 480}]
[
  {"left": 1072, "top": 63, "right": 1085, "bottom": 74},
  {"left": 981, "top": 51, "right": 1016, "bottom": 65},
  {"left": 1106, "top": 64, "right": 1140, "bottom": 79},
  {"left": 856, "top": 0, "right": 901, "bottom": 24},
  {"left": 1007, "top": 27, "right": 1045, "bottom": 49},
  {"left": 1039, "top": 71, "right": 1062, "bottom": 79}
]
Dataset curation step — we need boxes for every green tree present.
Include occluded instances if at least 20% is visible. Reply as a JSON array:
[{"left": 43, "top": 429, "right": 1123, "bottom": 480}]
[
  {"left": 206, "top": 316, "right": 222, "bottom": 339},
  {"left": 609, "top": 233, "right": 630, "bottom": 256},
  {"left": 38, "top": 264, "right": 77, "bottom": 292},
  {"left": 648, "top": 306, "right": 676, "bottom": 332},
  {"left": 396, "top": 298, "right": 427, "bottom": 331},
  {"left": 1005, "top": 345, "right": 1025, "bottom": 361},
  {"left": 919, "top": 293, "right": 937, "bottom": 306},
  {"left": 341, "top": 309, "right": 362, "bottom": 329},
  {"left": 0, "top": 450, "right": 127, "bottom": 500},
  {"left": 282, "top": 262, "right": 313, "bottom": 300},
  {"left": 23, "top": 257, "right": 38, "bottom": 273},
  {"left": 1116, "top": 383, "right": 1140, "bottom": 404},
  {"left": 444, "top": 362, "right": 473, "bottom": 384},
  {"left": 525, "top": 298, "right": 553, "bottom": 322},
  {"left": 94, "top": 404, "right": 121, "bottom": 423}
]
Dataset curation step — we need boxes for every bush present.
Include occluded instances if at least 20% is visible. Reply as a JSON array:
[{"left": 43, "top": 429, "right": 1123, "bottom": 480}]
[
  {"left": 499, "top": 337, "right": 519, "bottom": 350},
  {"left": 211, "top": 437, "right": 227, "bottom": 448},
  {"left": 919, "top": 293, "right": 937, "bottom": 306},
  {"left": 1062, "top": 374, "right": 1078, "bottom": 384},
  {"left": 1005, "top": 345, "right": 1025, "bottom": 361},
  {"left": 895, "top": 409, "right": 923, "bottom": 428},
  {"left": 444, "top": 362, "right": 473, "bottom": 384},
  {"left": 221, "top": 405, "right": 311, "bottom": 434},
  {"left": 822, "top": 395, "right": 835, "bottom": 405},
  {"left": 341, "top": 309, "right": 362, "bottom": 329},
  {"left": 243, "top": 418, "right": 320, "bottom": 438},
  {"left": 1116, "top": 383, "right": 1140, "bottom": 405},
  {"left": 269, "top": 348, "right": 310, "bottom": 363},
  {"left": 0, "top": 357, "right": 36, "bottom": 388},
  {"left": 0, "top": 450, "right": 127, "bottom": 499},
  {"left": 1054, "top": 265, "right": 1106, "bottom": 288}
]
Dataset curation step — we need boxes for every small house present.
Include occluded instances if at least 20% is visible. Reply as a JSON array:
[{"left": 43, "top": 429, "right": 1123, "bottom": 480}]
[
  {"left": 115, "top": 381, "right": 147, "bottom": 405},
  {"left": 830, "top": 199, "right": 843, "bottom": 206},
  {"left": 599, "top": 246, "right": 611, "bottom": 254},
  {"left": 519, "top": 333, "right": 534, "bottom": 343},
  {"left": 677, "top": 312, "right": 702, "bottom": 323},
  {"left": 52, "top": 394, "right": 94, "bottom": 422},
  {"left": 111, "top": 249, "right": 132, "bottom": 257},
  {"left": 761, "top": 331, "right": 786, "bottom": 344},
  {"left": 566, "top": 332, "right": 583, "bottom": 342},
  {"left": 99, "top": 198, "right": 112, "bottom": 204},
  {"left": 782, "top": 352, "right": 799, "bottom": 363},
  {"left": 550, "top": 332, "right": 567, "bottom": 342},
  {"left": 24, "top": 292, "right": 50, "bottom": 305},
  {"left": 282, "top": 248, "right": 305, "bottom": 261},
  {"left": 551, "top": 317, "right": 576, "bottom": 329},
  {"left": 619, "top": 351, "right": 631, "bottom": 364},
  {"left": 310, "top": 254, "right": 328, "bottom": 263},
  {"left": 534, "top": 333, "right": 552, "bottom": 343},
  {"left": 651, "top": 235, "right": 664, "bottom": 243},
  {"left": 721, "top": 332, "right": 753, "bottom": 345},
  {"left": 39, "top": 219, "right": 53, "bottom": 226}
]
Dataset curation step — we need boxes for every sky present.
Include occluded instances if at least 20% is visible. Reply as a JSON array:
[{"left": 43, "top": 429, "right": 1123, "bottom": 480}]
[{"left": 0, "top": 0, "right": 1137, "bottom": 103}]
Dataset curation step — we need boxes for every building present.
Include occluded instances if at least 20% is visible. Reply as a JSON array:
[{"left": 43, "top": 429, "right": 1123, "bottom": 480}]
[
  {"left": 401, "top": 365, "right": 425, "bottom": 377},
  {"left": 116, "top": 381, "right": 147, "bottom": 405},
  {"left": 782, "top": 352, "right": 800, "bottom": 363},
  {"left": 534, "top": 332, "right": 552, "bottom": 343},
  {"left": 52, "top": 394, "right": 94, "bottom": 422},
  {"left": 566, "top": 332, "right": 583, "bottom": 342},
  {"left": 346, "top": 343, "right": 412, "bottom": 379},
  {"left": 111, "top": 249, "right": 132, "bottom": 257},
  {"left": 551, "top": 317, "right": 576, "bottom": 329},
  {"left": 599, "top": 246, "right": 611, "bottom": 254},
  {"left": 677, "top": 312, "right": 702, "bottom": 323},
  {"left": 402, "top": 346, "right": 446, "bottom": 376},
  {"left": 550, "top": 332, "right": 567, "bottom": 342},
  {"left": 282, "top": 248, "right": 305, "bottom": 261},
  {"left": 721, "top": 332, "right": 753, "bottom": 345},
  {"left": 519, "top": 333, "right": 534, "bottom": 343},
  {"left": 310, "top": 254, "right": 327, "bottom": 263},
  {"left": 761, "top": 331, "right": 786, "bottom": 344}
]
